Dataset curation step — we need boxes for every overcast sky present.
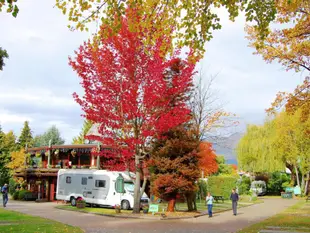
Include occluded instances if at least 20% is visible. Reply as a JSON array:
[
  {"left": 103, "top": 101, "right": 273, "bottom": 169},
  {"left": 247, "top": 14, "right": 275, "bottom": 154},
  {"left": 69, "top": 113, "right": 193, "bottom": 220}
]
[{"left": 0, "top": 1, "right": 304, "bottom": 143}]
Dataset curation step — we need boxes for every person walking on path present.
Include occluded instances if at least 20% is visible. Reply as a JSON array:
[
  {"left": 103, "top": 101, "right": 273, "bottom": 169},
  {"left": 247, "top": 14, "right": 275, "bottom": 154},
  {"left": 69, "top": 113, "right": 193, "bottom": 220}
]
[
  {"left": 206, "top": 192, "right": 214, "bottom": 218},
  {"left": 1, "top": 184, "right": 8, "bottom": 207},
  {"left": 230, "top": 188, "right": 239, "bottom": 216}
]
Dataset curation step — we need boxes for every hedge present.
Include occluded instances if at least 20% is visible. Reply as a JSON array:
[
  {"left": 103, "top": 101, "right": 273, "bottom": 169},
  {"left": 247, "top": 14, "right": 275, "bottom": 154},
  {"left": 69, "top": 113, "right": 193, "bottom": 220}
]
[
  {"left": 207, "top": 176, "right": 238, "bottom": 199},
  {"left": 18, "top": 190, "right": 33, "bottom": 200}
]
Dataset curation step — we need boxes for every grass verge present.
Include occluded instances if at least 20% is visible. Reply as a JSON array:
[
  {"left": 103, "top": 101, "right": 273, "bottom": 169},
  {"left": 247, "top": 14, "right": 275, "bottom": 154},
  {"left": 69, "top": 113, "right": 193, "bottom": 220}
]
[
  {"left": 237, "top": 200, "right": 310, "bottom": 233},
  {"left": 0, "top": 208, "right": 83, "bottom": 233}
]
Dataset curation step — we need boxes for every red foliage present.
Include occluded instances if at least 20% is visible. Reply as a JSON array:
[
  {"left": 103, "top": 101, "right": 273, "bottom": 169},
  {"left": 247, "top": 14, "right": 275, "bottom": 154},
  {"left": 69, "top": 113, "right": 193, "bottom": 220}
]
[
  {"left": 148, "top": 126, "right": 201, "bottom": 208},
  {"left": 198, "top": 142, "right": 218, "bottom": 176},
  {"left": 70, "top": 12, "right": 196, "bottom": 171}
]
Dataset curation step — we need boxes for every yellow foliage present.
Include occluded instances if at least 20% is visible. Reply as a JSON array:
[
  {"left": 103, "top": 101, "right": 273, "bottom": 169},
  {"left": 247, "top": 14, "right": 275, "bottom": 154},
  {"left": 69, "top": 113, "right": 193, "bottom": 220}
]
[
  {"left": 246, "top": 0, "right": 310, "bottom": 73},
  {"left": 7, "top": 149, "right": 26, "bottom": 170},
  {"left": 54, "top": 0, "right": 277, "bottom": 58}
]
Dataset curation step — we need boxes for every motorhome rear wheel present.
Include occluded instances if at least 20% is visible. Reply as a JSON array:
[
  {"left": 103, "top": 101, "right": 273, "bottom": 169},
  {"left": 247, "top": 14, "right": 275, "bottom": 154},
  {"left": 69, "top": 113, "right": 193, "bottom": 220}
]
[{"left": 70, "top": 197, "right": 76, "bottom": 206}]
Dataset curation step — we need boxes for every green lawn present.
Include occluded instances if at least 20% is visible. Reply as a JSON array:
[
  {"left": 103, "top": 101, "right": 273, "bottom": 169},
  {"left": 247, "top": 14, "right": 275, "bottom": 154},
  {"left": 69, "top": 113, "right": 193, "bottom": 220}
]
[
  {"left": 0, "top": 208, "right": 83, "bottom": 233},
  {"left": 237, "top": 201, "right": 310, "bottom": 233}
]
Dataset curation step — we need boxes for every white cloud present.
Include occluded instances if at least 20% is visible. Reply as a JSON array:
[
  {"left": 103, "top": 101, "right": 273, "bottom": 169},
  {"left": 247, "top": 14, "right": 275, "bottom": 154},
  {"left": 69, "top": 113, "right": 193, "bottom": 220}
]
[{"left": 0, "top": 110, "right": 33, "bottom": 124}]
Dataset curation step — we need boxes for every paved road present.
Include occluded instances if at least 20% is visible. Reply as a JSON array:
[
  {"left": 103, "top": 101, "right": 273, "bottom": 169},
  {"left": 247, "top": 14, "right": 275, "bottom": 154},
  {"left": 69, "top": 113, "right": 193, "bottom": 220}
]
[{"left": 6, "top": 198, "right": 298, "bottom": 233}]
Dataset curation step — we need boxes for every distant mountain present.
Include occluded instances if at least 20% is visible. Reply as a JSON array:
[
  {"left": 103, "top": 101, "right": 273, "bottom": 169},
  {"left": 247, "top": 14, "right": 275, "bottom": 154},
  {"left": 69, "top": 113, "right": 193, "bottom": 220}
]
[{"left": 210, "top": 132, "right": 243, "bottom": 165}]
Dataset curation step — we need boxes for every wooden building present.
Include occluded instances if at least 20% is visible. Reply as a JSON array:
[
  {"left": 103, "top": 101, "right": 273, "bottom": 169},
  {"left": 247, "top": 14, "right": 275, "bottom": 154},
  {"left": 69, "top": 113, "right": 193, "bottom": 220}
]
[{"left": 13, "top": 144, "right": 110, "bottom": 202}]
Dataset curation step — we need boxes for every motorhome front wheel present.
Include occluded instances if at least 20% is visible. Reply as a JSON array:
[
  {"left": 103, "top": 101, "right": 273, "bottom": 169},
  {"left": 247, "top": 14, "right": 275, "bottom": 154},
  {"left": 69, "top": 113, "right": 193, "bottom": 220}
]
[{"left": 121, "top": 200, "right": 130, "bottom": 210}]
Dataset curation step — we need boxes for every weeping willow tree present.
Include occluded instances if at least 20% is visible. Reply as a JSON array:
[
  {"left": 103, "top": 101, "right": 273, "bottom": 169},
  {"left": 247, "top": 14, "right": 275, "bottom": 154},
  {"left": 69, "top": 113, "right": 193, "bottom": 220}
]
[
  {"left": 273, "top": 109, "right": 310, "bottom": 194},
  {"left": 237, "top": 121, "right": 283, "bottom": 173},
  {"left": 237, "top": 109, "right": 310, "bottom": 195}
]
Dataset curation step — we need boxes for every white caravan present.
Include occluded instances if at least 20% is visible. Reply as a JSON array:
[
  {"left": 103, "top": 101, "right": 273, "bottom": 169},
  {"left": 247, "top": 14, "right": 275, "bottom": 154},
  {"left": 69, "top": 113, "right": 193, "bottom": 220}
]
[{"left": 56, "top": 169, "right": 149, "bottom": 209}]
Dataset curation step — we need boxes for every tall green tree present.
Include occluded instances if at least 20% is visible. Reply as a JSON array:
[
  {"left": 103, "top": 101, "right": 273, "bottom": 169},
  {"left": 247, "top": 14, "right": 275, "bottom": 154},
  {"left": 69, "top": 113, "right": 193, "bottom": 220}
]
[
  {"left": 0, "top": 125, "right": 5, "bottom": 151},
  {"left": 17, "top": 121, "right": 33, "bottom": 149},
  {"left": 0, "top": 130, "right": 17, "bottom": 185},
  {"left": 32, "top": 125, "right": 65, "bottom": 147},
  {"left": 0, "top": 47, "right": 9, "bottom": 71},
  {"left": 72, "top": 119, "right": 93, "bottom": 144}
]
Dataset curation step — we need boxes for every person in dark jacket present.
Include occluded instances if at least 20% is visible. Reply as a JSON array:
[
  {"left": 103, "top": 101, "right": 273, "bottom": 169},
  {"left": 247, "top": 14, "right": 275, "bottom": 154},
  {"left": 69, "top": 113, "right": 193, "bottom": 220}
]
[
  {"left": 1, "top": 184, "right": 8, "bottom": 207},
  {"left": 230, "top": 188, "right": 239, "bottom": 216}
]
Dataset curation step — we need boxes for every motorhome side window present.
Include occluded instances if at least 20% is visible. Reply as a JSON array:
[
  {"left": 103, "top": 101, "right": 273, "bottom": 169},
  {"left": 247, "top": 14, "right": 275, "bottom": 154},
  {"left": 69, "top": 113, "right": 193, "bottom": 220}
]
[
  {"left": 81, "top": 177, "right": 87, "bottom": 185},
  {"left": 95, "top": 180, "right": 106, "bottom": 188},
  {"left": 66, "top": 176, "right": 71, "bottom": 184}
]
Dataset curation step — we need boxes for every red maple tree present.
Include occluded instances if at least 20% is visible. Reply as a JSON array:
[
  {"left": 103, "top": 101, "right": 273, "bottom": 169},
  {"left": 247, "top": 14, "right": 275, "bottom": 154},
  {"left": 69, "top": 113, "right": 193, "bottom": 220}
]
[
  {"left": 198, "top": 142, "right": 218, "bottom": 176},
  {"left": 148, "top": 126, "right": 201, "bottom": 212},
  {"left": 70, "top": 11, "right": 197, "bottom": 213}
]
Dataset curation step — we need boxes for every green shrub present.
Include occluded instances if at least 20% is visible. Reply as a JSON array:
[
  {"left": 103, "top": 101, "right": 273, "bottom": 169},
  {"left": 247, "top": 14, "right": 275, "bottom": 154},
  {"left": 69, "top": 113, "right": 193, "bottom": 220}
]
[
  {"left": 207, "top": 175, "right": 238, "bottom": 199},
  {"left": 238, "top": 176, "right": 251, "bottom": 195},
  {"left": 267, "top": 172, "right": 290, "bottom": 194},
  {"left": 12, "top": 190, "right": 19, "bottom": 200},
  {"left": 8, "top": 178, "right": 17, "bottom": 196},
  {"left": 18, "top": 190, "right": 33, "bottom": 200}
]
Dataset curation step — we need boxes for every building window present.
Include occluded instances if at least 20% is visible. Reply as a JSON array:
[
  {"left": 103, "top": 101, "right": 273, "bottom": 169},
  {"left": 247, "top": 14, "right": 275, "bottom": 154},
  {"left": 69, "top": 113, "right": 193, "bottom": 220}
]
[
  {"left": 81, "top": 177, "right": 87, "bottom": 185},
  {"left": 66, "top": 176, "right": 71, "bottom": 184},
  {"left": 95, "top": 180, "right": 106, "bottom": 188}
]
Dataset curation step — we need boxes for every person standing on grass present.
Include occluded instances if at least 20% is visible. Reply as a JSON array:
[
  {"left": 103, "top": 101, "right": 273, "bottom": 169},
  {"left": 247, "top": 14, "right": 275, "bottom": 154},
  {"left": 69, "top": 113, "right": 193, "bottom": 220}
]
[
  {"left": 230, "top": 188, "right": 239, "bottom": 216},
  {"left": 206, "top": 192, "right": 214, "bottom": 218},
  {"left": 1, "top": 184, "right": 8, "bottom": 207}
]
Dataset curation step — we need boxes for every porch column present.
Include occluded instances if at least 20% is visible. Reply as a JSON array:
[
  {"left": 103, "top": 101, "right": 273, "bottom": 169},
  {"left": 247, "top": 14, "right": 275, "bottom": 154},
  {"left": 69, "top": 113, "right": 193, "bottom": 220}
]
[
  {"left": 96, "top": 143, "right": 100, "bottom": 169},
  {"left": 38, "top": 183, "right": 41, "bottom": 200},
  {"left": 91, "top": 154, "right": 95, "bottom": 167},
  {"left": 97, "top": 155, "right": 100, "bottom": 169},
  {"left": 49, "top": 181, "right": 55, "bottom": 201},
  {"left": 47, "top": 140, "right": 52, "bottom": 167}
]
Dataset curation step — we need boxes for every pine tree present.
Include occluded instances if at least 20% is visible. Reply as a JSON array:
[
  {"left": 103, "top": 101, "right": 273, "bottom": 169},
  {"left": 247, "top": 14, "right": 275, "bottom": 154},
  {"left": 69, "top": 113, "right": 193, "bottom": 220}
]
[
  {"left": 32, "top": 125, "right": 65, "bottom": 147},
  {"left": 17, "top": 121, "right": 33, "bottom": 149}
]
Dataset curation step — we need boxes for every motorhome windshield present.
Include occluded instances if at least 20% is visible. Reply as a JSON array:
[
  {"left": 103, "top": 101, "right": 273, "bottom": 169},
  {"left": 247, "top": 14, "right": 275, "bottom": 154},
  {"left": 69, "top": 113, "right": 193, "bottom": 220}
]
[{"left": 124, "top": 182, "right": 134, "bottom": 192}]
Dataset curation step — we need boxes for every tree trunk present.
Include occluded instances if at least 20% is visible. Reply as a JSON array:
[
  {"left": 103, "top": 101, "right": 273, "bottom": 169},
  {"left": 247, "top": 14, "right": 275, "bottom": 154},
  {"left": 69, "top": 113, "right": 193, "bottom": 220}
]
[
  {"left": 186, "top": 192, "right": 197, "bottom": 211},
  {"left": 304, "top": 173, "right": 309, "bottom": 196},
  {"left": 133, "top": 170, "right": 141, "bottom": 213},
  {"left": 295, "top": 165, "right": 300, "bottom": 187},
  {"left": 167, "top": 198, "right": 176, "bottom": 212},
  {"left": 301, "top": 174, "right": 305, "bottom": 193},
  {"left": 286, "top": 163, "right": 295, "bottom": 186}
]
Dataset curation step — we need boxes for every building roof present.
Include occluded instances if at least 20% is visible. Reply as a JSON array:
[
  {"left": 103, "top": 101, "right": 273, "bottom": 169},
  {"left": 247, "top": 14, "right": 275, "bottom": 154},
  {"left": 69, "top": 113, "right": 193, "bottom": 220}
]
[
  {"left": 27, "top": 144, "right": 98, "bottom": 153},
  {"left": 86, "top": 123, "right": 101, "bottom": 137}
]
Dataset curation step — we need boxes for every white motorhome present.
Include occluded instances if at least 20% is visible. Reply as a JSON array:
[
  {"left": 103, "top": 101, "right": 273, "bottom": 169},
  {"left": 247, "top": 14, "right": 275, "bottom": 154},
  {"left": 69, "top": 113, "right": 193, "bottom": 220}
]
[
  {"left": 250, "top": 180, "right": 267, "bottom": 196},
  {"left": 56, "top": 169, "right": 149, "bottom": 209}
]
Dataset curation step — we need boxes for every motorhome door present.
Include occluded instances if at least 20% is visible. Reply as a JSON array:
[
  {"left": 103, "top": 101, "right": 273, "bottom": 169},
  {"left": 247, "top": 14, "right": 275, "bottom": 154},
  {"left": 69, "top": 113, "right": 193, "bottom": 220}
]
[{"left": 92, "top": 175, "right": 109, "bottom": 202}]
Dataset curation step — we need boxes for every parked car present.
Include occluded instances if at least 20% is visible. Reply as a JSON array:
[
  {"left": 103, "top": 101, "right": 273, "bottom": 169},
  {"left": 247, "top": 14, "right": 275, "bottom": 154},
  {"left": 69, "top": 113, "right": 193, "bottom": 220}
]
[{"left": 250, "top": 180, "right": 267, "bottom": 196}]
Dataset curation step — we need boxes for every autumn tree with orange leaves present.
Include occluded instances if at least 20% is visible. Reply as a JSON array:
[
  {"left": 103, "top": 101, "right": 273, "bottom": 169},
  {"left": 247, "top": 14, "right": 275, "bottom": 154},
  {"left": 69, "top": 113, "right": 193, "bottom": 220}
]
[
  {"left": 198, "top": 142, "right": 218, "bottom": 176},
  {"left": 149, "top": 126, "right": 201, "bottom": 212},
  {"left": 246, "top": 0, "right": 309, "bottom": 117},
  {"left": 246, "top": 0, "right": 309, "bottom": 73}
]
